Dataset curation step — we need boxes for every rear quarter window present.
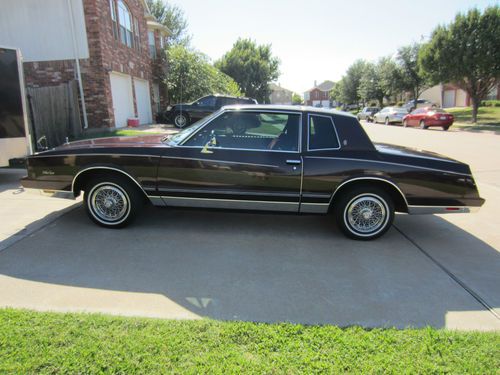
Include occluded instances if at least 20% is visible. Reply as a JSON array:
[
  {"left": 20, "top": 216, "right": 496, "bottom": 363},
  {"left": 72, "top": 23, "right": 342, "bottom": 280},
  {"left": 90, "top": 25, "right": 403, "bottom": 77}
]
[{"left": 308, "top": 115, "right": 340, "bottom": 150}]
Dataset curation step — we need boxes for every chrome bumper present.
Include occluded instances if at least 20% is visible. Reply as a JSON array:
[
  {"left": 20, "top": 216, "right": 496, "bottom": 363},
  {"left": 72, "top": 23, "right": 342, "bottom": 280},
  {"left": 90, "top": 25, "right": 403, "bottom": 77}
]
[
  {"left": 408, "top": 205, "right": 481, "bottom": 214},
  {"left": 23, "top": 188, "right": 75, "bottom": 199}
]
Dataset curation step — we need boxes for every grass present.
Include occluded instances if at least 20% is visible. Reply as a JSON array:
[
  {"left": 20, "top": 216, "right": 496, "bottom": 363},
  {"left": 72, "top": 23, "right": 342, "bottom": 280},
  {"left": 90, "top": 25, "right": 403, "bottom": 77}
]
[
  {"left": 447, "top": 106, "right": 500, "bottom": 131},
  {"left": 0, "top": 309, "right": 499, "bottom": 374}
]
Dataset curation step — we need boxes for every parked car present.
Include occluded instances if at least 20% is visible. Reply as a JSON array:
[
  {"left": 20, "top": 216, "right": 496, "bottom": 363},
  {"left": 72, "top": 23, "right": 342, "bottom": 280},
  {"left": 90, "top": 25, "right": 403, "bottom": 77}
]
[
  {"left": 22, "top": 105, "right": 484, "bottom": 241},
  {"left": 164, "top": 94, "right": 257, "bottom": 128},
  {"left": 373, "top": 107, "right": 408, "bottom": 125},
  {"left": 403, "top": 108, "right": 454, "bottom": 130},
  {"left": 404, "top": 99, "right": 438, "bottom": 112},
  {"left": 357, "top": 107, "right": 380, "bottom": 122}
]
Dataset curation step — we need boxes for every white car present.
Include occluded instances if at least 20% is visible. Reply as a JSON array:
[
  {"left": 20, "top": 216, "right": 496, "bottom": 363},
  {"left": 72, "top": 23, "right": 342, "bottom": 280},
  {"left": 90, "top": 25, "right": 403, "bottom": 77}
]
[{"left": 373, "top": 107, "right": 408, "bottom": 125}]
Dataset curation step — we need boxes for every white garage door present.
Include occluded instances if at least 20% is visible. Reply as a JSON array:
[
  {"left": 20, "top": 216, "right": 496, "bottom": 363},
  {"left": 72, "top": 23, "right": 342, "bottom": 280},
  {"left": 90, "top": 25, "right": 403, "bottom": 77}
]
[
  {"left": 443, "top": 90, "right": 456, "bottom": 108},
  {"left": 110, "top": 72, "right": 134, "bottom": 128},
  {"left": 134, "top": 78, "right": 152, "bottom": 125}
]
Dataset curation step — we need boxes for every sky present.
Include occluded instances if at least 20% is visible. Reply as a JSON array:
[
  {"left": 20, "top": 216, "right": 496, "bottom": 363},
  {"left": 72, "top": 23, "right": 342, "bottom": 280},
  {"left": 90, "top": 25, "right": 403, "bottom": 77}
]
[{"left": 169, "top": 0, "right": 497, "bottom": 94}]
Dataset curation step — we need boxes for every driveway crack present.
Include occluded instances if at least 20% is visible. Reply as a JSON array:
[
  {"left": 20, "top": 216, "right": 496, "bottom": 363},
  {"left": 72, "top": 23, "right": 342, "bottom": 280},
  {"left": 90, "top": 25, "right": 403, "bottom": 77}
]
[{"left": 394, "top": 225, "right": 500, "bottom": 321}]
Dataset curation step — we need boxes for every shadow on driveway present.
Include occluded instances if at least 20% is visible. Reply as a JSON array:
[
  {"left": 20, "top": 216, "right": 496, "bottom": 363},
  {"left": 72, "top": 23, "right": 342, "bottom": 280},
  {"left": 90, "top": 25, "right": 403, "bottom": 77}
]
[{"left": 0, "top": 205, "right": 498, "bottom": 329}]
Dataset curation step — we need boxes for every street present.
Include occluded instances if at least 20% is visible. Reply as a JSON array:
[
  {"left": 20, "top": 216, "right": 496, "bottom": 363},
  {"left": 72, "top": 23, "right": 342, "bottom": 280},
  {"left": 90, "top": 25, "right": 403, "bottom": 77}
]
[{"left": 0, "top": 123, "right": 498, "bottom": 331}]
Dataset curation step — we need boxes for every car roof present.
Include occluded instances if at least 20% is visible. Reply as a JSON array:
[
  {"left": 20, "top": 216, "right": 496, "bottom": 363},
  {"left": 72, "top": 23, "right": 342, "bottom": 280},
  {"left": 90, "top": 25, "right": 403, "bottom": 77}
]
[{"left": 220, "top": 104, "right": 357, "bottom": 118}]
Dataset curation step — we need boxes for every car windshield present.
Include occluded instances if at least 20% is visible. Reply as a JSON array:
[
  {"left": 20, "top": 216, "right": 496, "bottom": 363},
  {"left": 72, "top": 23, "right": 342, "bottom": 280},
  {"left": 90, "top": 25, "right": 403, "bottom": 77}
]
[{"left": 162, "top": 110, "right": 222, "bottom": 145}]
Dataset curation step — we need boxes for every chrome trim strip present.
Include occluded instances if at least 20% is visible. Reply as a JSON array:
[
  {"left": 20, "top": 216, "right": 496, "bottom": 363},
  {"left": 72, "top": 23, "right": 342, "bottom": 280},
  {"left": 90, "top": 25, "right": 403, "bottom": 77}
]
[
  {"left": 329, "top": 176, "right": 409, "bottom": 208},
  {"left": 148, "top": 197, "right": 165, "bottom": 206},
  {"left": 162, "top": 196, "right": 299, "bottom": 212},
  {"left": 71, "top": 166, "right": 148, "bottom": 196},
  {"left": 299, "top": 202, "right": 329, "bottom": 214},
  {"left": 306, "top": 114, "right": 342, "bottom": 152},
  {"left": 304, "top": 156, "right": 472, "bottom": 176},
  {"left": 158, "top": 188, "right": 298, "bottom": 198},
  {"left": 408, "top": 205, "right": 480, "bottom": 214},
  {"left": 178, "top": 109, "right": 303, "bottom": 154},
  {"left": 32, "top": 153, "right": 162, "bottom": 158},
  {"left": 160, "top": 155, "right": 278, "bottom": 169}
]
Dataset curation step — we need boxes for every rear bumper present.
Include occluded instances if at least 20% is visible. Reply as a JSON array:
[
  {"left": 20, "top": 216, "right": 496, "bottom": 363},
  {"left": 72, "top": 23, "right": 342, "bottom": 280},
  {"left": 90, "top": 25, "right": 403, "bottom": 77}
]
[{"left": 425, "top": 119, "right": 454, "bottom": 127}]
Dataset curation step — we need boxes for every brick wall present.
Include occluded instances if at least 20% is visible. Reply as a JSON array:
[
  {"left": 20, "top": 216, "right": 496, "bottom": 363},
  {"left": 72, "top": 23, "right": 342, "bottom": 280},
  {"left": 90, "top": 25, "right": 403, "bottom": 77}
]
[{"left": 24, "top": 0, "right": 155, "bottom": 129}]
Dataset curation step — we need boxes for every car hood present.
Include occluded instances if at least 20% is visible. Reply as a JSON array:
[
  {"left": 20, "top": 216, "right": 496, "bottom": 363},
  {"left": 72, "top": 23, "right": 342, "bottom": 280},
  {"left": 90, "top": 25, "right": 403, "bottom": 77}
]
[
  {"left": 374, "top": 143, "right": 471, "bottom": 174},
  {"left": 45, "top": 135, "right": 167, "bottom": 152}
]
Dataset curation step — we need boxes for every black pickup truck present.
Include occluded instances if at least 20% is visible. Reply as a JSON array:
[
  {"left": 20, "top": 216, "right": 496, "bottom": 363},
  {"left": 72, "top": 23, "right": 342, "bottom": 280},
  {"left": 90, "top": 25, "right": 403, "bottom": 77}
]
[{"left": 163, "top": 94, "right": 257, "bottom": 128}]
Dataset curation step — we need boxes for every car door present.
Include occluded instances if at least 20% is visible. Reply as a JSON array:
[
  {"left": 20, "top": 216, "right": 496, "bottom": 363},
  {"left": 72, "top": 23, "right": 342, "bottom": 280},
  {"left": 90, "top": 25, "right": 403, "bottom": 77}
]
[
  {"left": 190, "top": 95, "right": 217, "bottom": 121},
  {"left": 157, "top": 109, "right": 303, "bottom": 212}
]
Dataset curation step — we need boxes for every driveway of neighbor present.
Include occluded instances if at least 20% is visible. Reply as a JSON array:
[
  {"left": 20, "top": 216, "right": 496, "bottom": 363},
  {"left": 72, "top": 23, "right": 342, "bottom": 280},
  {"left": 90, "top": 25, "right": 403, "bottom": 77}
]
[{"left": 0, "top": 124, "right": 498, "bottom": 331}]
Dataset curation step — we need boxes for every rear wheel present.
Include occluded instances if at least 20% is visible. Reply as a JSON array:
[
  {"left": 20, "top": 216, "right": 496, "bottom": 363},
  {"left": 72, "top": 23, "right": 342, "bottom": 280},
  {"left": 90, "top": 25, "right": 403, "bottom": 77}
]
[
  {"left": 334, "top": 187, "right": 395, "bottom": 241},
  {"left": 419, "top": 120, "right": 428, "bottom": 129},
  {"left": 84, "top": 175, "right": 143, "bottom": 228},
  {"left": 442, "top": 126, "right": 449, "bottom": 131}
]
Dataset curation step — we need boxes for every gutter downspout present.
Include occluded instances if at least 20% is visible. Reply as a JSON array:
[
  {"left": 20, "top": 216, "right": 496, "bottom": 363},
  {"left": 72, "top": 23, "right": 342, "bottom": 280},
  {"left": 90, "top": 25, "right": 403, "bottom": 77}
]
[{"left": 67, "top": 0, "right": 88, "bottom": 129}]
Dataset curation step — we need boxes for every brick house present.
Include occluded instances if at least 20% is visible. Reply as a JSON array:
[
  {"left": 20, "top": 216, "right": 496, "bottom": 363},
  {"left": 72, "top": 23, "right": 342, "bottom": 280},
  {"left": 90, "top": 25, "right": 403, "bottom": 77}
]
[
  {"left": 303, "top": 80, "right": 334, "bottom": 108},
  {"left": 1, "top": 0, "right": 169, "bottom": 130}
]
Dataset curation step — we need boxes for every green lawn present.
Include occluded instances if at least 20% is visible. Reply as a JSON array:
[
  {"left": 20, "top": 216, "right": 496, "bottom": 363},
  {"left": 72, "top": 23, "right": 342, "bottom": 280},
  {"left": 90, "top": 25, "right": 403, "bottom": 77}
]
[
  {"left": 0, "top": 309, "right": 498, "bottom": 374},
  {"left": 447, "top": 106, "right": 500, "bottom": 131}
]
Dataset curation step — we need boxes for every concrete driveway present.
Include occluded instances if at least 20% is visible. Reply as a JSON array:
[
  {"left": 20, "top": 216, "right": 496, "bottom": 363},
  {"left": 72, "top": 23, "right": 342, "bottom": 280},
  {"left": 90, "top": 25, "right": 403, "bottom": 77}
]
[{"left": 0, "top": 124, "right": 499, "bottom": 331}]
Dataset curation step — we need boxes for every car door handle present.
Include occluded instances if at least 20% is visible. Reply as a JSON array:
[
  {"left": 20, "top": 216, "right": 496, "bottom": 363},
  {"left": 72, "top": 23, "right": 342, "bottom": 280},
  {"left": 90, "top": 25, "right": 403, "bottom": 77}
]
[{"left": 286, "top": 159, "right": 301, "bottom": 165}]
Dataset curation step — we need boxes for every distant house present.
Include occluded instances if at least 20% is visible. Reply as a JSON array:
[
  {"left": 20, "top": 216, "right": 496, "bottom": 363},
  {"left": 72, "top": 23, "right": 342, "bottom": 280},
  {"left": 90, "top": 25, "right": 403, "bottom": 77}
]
[
  {"left": 269, "top": 83, "right": 293, "bottom": 105},
  {"left": 0, "top": 0, "right": 170, "bottom": 130},
  {"left": 420, "top": 83, "right": 500, "bottom": 108},
  {"left": 304, "top": 80, "right": 334, "bottom": 107}
]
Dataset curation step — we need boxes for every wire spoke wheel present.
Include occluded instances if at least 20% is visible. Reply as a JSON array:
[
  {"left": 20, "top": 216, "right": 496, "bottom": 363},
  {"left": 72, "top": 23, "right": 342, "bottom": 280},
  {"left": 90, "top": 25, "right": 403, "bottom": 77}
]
[
  {"left": 344, "top": 194, "right": 389, "bottom": 237},
  {"left": 90, "top": 184, "right": 129, "bottom": 223}
]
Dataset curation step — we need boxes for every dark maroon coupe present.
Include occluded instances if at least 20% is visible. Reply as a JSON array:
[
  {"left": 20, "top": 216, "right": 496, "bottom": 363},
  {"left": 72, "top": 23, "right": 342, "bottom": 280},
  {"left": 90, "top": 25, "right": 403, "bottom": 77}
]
[{"left": 22, "top": 105, "right": 484, "bottom": 240}]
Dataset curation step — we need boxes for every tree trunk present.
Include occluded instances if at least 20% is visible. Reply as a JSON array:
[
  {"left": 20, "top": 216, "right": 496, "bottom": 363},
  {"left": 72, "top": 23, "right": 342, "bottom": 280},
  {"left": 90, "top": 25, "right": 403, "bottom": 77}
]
[{"left": 471, "top": 96, "right": 479, "bottom": 124}]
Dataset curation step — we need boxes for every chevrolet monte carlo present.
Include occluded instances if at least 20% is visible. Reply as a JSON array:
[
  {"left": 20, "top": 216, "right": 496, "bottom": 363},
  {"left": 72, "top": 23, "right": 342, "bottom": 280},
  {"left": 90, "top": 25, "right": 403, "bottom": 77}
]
[{"left": 22, "top": 105, "right": 485, "bottom": 240}]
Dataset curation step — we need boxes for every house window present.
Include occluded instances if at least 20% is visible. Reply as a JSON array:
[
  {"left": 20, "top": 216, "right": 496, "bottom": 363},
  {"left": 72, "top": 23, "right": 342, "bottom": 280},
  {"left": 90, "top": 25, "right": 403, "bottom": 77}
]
[
  {"left": 110, "top": 0, "right": 118, "bottom": 39},
  {"left": 118, "top": 0, "right": 133, "bottom": 48},
  {"left": 133, "top": 17, "right": 140, "bottom": 50},
  {"left": 148, "top": 30, "right": 156, "bottom": 58}
]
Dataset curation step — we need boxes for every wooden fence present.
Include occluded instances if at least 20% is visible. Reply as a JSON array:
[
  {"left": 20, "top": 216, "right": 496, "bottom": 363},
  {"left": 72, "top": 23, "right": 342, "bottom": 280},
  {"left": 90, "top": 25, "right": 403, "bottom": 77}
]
[{"left": 27, "top": 81, "right": 82, "bottom": 149}]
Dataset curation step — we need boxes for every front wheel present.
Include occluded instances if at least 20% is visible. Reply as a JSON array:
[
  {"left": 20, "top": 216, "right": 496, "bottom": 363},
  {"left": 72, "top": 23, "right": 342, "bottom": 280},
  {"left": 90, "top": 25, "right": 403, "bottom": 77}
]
[
  {"left": 334, "top": 187, "right": 394, "bottom": 240},
  {"left": 419, "top": 120, "right": 428, "bottom": 129},
  {"left": 403, "top": 119, "right": 408, "bottom": 127},
  {"left": 174, "top": 112, "right": 189, "bottom": 128},
  {"left": 84, "top": 175, "right": 143, "bottom": 228},
  {"left": 385, "top": 117, "right": 390, "bottom": 125}
]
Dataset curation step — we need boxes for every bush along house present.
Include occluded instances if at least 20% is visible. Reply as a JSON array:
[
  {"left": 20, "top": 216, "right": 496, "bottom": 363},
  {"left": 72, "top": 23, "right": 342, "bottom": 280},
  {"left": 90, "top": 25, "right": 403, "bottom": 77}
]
[{"left": 0, "top": 0, "right": 170, "bottom": 147}]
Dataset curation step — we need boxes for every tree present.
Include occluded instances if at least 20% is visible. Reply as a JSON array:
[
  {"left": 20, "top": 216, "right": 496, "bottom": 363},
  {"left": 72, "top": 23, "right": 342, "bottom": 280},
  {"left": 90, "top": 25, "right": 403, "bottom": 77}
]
[
  {"left": 358, "top": 62, "right": 384, "bottom": 106},
  {"left": 292, "top": 93, "right": 303, "bottom": 105},
  {"left": 146, "top": 0, "right": 191, "bottom": 46},
  {"left": 397, "top": 43, "right": 429, "bottom": 104},
  {"left": 330, "top": 79, "right": 346, "bottom": 105},
  {"left": 376, "top": 56, "right": 404, "bottom": 104},
  {"left": 216, "top": 38, "right": 280, "bottom": 103},
  {"left": 420, "top": 6, "right": 500, "bottom": 123},
  {"left": 166, "top": 45, "right": 241, "bottom": 104},
  {"left": 341, "top": 60, "right": 368, "bottom": 104}
]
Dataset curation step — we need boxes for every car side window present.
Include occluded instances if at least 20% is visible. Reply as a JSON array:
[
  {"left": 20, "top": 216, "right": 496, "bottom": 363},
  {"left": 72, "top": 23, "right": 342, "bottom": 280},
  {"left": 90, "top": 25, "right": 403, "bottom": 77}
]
[
  {"left": 308, "top": 115, "right": 340, "bottom": 150},
  {"left": 183, "top": 111, "right": 301, "bottom": 152},
  {"left": 197, "top": 96, "right": 216, "bottom": 106}
]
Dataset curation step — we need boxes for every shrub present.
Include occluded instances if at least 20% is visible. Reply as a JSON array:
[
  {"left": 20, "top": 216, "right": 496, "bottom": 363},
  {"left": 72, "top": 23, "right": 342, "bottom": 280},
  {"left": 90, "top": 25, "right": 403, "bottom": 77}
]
[{"left": 480, "top": 100, "right": 500, "bottom": 107}]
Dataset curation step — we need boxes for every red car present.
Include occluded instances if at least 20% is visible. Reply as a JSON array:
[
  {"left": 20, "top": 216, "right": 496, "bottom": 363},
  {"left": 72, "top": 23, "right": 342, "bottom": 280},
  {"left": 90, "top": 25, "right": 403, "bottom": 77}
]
[{"left": 402, "top": 107, "right": 454, "bottom": 130}]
